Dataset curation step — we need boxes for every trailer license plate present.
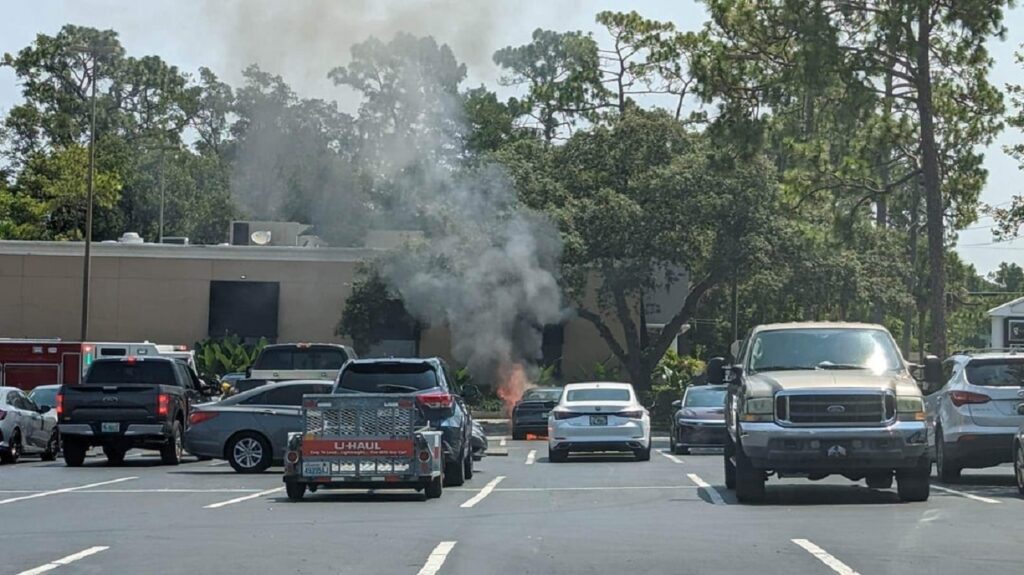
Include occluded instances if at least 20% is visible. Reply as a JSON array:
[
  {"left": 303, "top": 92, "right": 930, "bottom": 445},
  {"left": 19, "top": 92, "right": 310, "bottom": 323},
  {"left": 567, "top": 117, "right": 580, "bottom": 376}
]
[
  {"left": 303, "top": 462, "right": 330, "bottom": 476},
  {"left": 101, "top": 422, "right": 119, "bottom": 433},
  {"left": 590, "top": 415, "right": 607, "bottom": 426}
]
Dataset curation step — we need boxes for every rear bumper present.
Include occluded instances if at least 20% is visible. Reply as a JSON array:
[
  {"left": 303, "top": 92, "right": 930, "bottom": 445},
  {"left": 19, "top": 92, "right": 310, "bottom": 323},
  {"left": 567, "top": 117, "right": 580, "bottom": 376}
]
[
  {"left": 739, "top": 421, "right": 929, "bottom": 471},
  {"left": 942, "top": 432, "right": 1015, "bottom": 466},
  {"left": 550, "top": 441, "right": 646, "bottom": 453},
  {"left": 59, "top": 423, "right": 170, "bottom": 445},
  {"left": 184, "top": 435, "right": 223, "bottom": 459},
  {"left": 549, "top": 419, "right": 650, "bottom": 451}
]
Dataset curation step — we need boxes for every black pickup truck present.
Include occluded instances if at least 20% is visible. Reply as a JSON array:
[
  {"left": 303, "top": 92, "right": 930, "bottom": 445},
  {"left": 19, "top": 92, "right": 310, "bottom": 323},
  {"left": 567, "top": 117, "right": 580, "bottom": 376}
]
[{"left": 58, "top": 356, "right": 211, "bottom": 466}]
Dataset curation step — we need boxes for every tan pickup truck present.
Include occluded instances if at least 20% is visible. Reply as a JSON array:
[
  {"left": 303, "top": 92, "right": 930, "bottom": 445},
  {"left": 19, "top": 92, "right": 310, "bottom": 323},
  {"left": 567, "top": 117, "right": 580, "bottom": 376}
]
[{"left": 711, "top": 322, "right": 941, "bottom": 503}]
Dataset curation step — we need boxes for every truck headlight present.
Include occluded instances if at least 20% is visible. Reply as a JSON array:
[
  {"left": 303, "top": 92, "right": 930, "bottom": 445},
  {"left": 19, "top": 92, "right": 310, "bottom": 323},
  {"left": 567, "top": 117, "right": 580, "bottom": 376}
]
[
  {"left": 742, "top": 397, "right": 774, "bottom": 422},
  {"left": 897, "top": 396, "right": 926, "bottom": 422}
]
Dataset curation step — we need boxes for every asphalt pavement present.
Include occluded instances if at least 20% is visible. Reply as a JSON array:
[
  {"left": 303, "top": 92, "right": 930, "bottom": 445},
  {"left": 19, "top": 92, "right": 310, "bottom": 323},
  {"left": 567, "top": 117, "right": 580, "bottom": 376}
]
[{"left": 0, "top": 438, "right": 1020, "bottom": 575}]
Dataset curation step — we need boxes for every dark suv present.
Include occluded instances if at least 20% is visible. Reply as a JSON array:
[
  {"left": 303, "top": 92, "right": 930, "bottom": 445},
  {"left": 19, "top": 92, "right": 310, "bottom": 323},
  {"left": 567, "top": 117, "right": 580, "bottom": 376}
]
[{"left": 333, "top": 358, "right": 475, "bottom": 486}]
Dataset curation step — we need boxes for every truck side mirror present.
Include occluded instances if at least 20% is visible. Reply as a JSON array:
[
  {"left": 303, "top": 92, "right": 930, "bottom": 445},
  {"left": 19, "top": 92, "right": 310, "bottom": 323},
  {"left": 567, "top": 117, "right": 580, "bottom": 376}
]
[
  {"left": 707, "top": 357, "right": 726, "bottom": 385},
  {"left": 923, "top": 355, "right": 943, "bottom": 387}
]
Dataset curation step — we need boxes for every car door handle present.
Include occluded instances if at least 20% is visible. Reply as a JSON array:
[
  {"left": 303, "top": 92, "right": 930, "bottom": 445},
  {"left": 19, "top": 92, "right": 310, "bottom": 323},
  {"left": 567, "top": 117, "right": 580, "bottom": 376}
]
[{"left": 257, "top": 409, "right": 276, "bottom": 415}]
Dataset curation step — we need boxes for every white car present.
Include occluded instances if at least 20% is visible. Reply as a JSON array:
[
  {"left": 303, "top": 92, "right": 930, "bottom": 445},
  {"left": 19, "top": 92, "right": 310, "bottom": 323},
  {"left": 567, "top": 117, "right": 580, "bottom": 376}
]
[
  {"left": 0, "top": 387, "right": 60, "bottom": 463},
  {"left": 547, "top": 382, "right": 651, "bottom": 462},
  {"left": 926, "top": 350, "right": 1024, "bottom": 480}
]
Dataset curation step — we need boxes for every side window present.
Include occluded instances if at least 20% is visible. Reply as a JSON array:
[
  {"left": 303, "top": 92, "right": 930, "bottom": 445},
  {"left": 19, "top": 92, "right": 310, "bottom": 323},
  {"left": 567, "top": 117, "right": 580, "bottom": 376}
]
[
  {"left": 21, "top": 394, "right": 39, "bottom": 411},
  {"left": 263, "top": 385, "right": 310, "bottom": 406},
  {"left": 6, "top": 391, "right": 18, "bottom": 407},
  {"left": 241, "top": 391, "right": 270, "bottom": 405}
]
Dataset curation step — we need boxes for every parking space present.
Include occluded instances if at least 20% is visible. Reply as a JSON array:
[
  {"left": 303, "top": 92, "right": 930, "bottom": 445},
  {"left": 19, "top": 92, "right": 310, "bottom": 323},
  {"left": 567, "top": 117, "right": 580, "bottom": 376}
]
[{"left": 1, "top": 438, "right": 1021, "bottom": 574}]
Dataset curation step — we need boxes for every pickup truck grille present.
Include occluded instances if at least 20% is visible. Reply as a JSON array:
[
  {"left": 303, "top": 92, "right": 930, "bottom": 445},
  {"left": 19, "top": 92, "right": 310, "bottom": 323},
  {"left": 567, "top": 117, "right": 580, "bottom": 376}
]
[{"left": 778, "top": 392, "right": 893, "bottom": 426}]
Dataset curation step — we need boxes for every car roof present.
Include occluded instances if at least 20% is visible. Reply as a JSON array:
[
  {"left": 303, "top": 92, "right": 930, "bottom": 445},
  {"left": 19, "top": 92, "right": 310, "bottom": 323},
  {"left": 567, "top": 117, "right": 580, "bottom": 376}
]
[
  {"left": 262, "top": 343, "right": 352, "bottom": 350},
  {"left": 221, "top": 379, "right": 334, "bottom": 403},
  {"left": 950, "top": 350, "right": 1024, "bottom": 362},
  {"left": 685, "top": 384, "right": 728, "bottom": 392},
  {"left": 753, "top": 321, "right": 887, "bottom": 332},
  {"left": 29, "top": 384, "right": 61, "bottom": 390},
  {"left": 563, "top": 382, "right": 632, "bottom": 390},
  {"left": 0, "top": 386, "right": 24, "bottom": 394},
  {"left": 91, "top": 356, "right": 177, "bottom": 364},
  {"left": 345, "top": 357, "right": 440, "bottom": 367}
]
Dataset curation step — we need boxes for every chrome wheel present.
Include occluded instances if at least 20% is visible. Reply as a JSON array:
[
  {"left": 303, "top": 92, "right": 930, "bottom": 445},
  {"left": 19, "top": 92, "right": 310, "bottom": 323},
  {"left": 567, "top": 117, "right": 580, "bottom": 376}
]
[{"left": 233, "top": 437, "right": 264, "bottom": 469}]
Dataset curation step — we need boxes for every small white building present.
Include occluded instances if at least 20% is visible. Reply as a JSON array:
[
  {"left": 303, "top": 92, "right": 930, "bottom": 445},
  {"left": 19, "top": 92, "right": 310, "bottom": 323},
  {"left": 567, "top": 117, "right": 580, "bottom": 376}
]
[{"left": 987, "top": 296, "right": 1024, "bottom": 348}]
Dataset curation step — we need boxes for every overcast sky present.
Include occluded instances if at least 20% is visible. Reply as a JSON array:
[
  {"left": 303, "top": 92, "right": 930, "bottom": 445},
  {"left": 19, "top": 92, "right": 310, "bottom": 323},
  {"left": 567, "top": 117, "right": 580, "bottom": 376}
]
[{"left": 1, "top": 0, "right": 1022, "bottom": 275}]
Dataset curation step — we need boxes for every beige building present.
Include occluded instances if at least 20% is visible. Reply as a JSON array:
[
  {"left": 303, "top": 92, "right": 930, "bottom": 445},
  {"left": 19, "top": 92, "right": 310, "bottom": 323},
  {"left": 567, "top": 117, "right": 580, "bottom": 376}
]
[{"left": 0, "top": 240, "right": 622, "bottom": 382}]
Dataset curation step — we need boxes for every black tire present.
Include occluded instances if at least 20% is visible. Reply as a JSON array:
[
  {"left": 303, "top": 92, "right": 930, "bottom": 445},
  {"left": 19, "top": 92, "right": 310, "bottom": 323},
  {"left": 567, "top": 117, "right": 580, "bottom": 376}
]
[
  {"left": 669, "top": 430, "right": 676, "bottom": 453},
  {"left": 226, "top": 431, "right": 273, "bottom": 473},
  {"left": 897, "top": 455, "right": 931, "bottom": 502},
  {"left": 160, "top": 420, "right": 184, "bottom": 465},
  {"left": 463, "top": 449, "right": 474, "bottom": 480},
  {"left": 936, "top": 428, "right": 961, "bottom": 482},
  {"left": 635, "top": 445, "right": 651, "bottom": 461},
  {"left": 734, "top": 442, "right": 765, "bottom": 503},
  {"left": 1014, "top": 440, "right": 1024, "bottom": 497},
  {"left": 425, "top": 475, "right": 443, "bottom": 499},
  {"left": 41, "top": 431, "right": 59, "bottom": 462},
  {"left": 285, "top": 479, "right": 306, "bottom": 501},
  {"left": 62, "top": 439, "right": 87, "bottom": 467},
  {"left": 866, "top": 472, "right": 894, "bottom": 489},
  {"left": 675, "top": 445, "right": 690, "bottom": 455},
  {"left": 512, "top": 428, "right": 527, "bottom": 441},
  {"left": 548, "top": 446, "right": 568, "bottom": 463},
  {"left": 0, "top": 431, "right": 21, "bottom": 464},
  {"left": 724, "top": 435, "right": 737, "bottom": 490},
  {"left": 103, "top": 445, "right": 126, "bottom": 465},
  {"left": 444, "top": 449, "right": 467, "bottom": 487}
]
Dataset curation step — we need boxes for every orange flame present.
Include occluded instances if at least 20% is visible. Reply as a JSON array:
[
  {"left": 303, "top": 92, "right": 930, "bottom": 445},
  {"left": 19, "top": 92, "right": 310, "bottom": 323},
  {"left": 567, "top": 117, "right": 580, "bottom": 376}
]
[{"left": 495, "top": 362, "right": 534, "bottom": 417}]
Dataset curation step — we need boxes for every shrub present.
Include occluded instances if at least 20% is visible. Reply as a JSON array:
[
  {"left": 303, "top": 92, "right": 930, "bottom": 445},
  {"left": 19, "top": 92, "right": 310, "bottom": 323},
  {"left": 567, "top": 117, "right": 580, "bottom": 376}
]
[{"left": 194, "top": 335, "right": 267, "bottom": 380}]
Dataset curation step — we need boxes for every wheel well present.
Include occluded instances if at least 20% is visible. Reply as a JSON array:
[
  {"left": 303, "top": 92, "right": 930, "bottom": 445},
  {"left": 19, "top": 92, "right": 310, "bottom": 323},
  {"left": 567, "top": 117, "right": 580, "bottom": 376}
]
[{"left": 223, "top": 430, "right": 272, "bottom": 461}]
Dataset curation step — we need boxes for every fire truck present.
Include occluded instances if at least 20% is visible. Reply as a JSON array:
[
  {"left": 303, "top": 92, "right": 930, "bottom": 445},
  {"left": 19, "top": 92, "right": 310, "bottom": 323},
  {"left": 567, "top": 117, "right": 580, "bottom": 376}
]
[{"left": 0, "top": 339, "right": 191, "bottom": 391}]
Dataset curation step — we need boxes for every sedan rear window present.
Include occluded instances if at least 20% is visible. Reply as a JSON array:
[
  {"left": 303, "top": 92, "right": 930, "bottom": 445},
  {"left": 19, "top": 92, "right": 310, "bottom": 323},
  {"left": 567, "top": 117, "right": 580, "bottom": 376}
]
[
  {"left": 85, "top": 361, "right": 177, "bottom": 386},
  {"left": 565, "top": 388, "right": 630, "bottom": 402},
  {"left": 522, "top": 388, "right": 562, "bottom": 402},
  {"left": 337, "top": 363, "right": 438, "bottom": 393},
  {"left": 965, "top": 359, "right": 1024, "bottom": 387}
]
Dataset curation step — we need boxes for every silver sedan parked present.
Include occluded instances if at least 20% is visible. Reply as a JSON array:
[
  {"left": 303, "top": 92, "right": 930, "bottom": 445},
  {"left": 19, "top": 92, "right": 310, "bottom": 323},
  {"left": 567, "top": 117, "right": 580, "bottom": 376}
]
[
  {"left": 1, "top": 386, "right": 59, "bottom": 463},
  {"left": 185, "top": 380, "right": 335, "bottom": 473}
]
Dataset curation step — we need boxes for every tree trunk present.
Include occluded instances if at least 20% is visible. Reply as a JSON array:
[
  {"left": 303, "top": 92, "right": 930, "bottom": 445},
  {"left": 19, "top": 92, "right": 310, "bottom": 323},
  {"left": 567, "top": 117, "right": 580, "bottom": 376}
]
[
  {"left": 902, "top": 178, "right": 920, "bottom": 357},
  {"left": 915, "top": 6, "right": 947, "bottom": 358},
  {"left": 871, "top": 63, "right": 894, "bottom": 325}
]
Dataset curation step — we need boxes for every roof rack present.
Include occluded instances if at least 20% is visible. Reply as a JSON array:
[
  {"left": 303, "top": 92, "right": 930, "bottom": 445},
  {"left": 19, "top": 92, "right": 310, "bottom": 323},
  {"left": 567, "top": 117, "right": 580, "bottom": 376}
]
[{"left": 951, "top": 347, "right": 1024, "bottom": 356}]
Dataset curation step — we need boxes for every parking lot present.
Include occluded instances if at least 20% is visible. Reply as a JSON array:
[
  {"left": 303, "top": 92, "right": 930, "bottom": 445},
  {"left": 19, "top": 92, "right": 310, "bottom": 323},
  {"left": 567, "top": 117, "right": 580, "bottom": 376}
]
[{"left": 1, "top": 437, "right": 1020, "bottom": 575}]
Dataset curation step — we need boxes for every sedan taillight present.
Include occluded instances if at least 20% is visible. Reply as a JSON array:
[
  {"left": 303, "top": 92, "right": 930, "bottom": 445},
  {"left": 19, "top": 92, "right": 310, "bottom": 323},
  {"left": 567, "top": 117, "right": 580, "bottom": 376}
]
[
  {"left": 189, "top": 411, "right": 218, "bottom": 426},
  {"left": 553, "top": 410, "right": 578, "bottom": 420},
  {"left": 617, "top": 410, "right": 643, "bottom": 419},
  {"left": 950, "top": 391, "right": 990, "bottom": 407}
]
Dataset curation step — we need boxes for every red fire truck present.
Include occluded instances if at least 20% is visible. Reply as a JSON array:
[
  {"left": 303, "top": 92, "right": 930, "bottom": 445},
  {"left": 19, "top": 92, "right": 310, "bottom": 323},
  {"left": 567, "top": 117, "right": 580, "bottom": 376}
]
[{"left": 0, "top": 340, "right": 189, "bottom": 391}]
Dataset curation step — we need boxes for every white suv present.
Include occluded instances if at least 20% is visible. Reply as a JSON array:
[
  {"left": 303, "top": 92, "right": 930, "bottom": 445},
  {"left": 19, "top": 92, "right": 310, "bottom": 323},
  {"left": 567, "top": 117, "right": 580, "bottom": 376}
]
[
  {"left": 926, "top": 350, "right": 1024, "bottom": 481},
  {"left": 547, "top": 382, "right": 651, "bottom": 462}
]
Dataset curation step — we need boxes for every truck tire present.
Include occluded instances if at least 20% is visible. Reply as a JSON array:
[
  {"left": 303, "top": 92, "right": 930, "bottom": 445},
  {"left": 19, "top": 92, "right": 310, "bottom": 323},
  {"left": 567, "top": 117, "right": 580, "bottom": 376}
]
[
  {"left": 285, "top": 480, "right": 306, "bottom": 501},
  {"left": 227, "top": 432, "right": 272, "bottom": 473},
  {"left": 936, "top": 428, "right": 961, "bottom": 482},
  {"left": 425, "top": 475, "right": 443, "bottom": 499},
  {"left": 734, "top": 443, "right": 765, "bottom": 503},
  {"left": 444, "top": 449, "right": 467, "bottom": 487},
  {"left": 160, "top": 420, "right": 183, "bottom": 465},
  {"left": 724, "top": 436, "right": 737, "bottom": 490},
  {"left": 103, "top": 446, "right": 126, "bottom": 465},
  {"left": 63, "top": 439, "right": 87, "bottom": 467},
  {"left": 897, "top": 455, "right": 931, "bottom": 502},
  {"left": 866, "top": 472, "right": 893, "bottom": 489},
  {"left": 463, "top": 449, "right": 474, "bottom": 480}
]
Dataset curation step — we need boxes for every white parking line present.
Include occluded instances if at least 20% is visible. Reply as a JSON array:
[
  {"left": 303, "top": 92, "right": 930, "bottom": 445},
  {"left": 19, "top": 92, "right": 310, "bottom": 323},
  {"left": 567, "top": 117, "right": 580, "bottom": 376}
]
[
  {"left": 932, "top": 485, "right": 1000, "bottom": 504},
  {"left": 208, "top": 460, "right": 229, "bottom": 467},
  {"left": 792, "top": 539, "right": 861, "bottom": 575},
  {"left": 525, "top": 449, "right": 537, "bottom": 465},
  {"left": 416, "top": 541, "right": 457, "bottom": 575},
  {"left": 16, "top": 546, "right": 109, "bottom": 575},
  {"left": 686, "top": 473, "right": 725, "bottom": 505},
  {"left": 460, "top": 476, "right": 505, "bottom": 508},
  {"left": 0, "top": 477, "right": 137, "bottom": 506},
  {"left": 658, "top": 449, "right": 684, "bottom": 464},
  {"left": 499, "top": 437, "right": 507, "bottom": 447},
  {"left": 204, "top": 487, "right": 284, "bottom": 509},
  {"left": 492, "top": 485, "right": 698, "bottom": 492},
  {"left": 81, "top": 489, "right": 263, "bottom": 494}
]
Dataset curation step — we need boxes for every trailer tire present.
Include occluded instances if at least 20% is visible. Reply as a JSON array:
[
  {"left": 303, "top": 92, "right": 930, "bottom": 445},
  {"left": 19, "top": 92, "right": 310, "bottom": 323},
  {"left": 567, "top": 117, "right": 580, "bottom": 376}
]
[
  {"left": 285, "top": 480, "right": 306, "bottom": 501},
  {"left": 425, "top": 475, "right": 443, "bottom": 499}
]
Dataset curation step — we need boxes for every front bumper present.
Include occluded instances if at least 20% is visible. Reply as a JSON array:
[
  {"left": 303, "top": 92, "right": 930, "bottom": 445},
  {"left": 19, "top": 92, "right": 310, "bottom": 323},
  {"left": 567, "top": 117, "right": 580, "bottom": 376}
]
[
  {"left": 676, "top": 420, "right": 727, "bottom": 447},
  {"left": 739, "top": 421, "right": 929, "bottom": 472}
]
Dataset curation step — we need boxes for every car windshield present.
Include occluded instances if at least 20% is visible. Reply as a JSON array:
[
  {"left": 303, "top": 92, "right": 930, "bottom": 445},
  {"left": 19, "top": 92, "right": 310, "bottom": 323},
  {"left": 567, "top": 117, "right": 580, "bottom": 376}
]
[
  {"left": 684, "top": 387, "right": 726, "bottom": 408},
  {"left": 749, "top": 328, "right": 903, "bottom": 375},
  {"left": 253, "top": 347, "right": 349, "bottom": 371},
  {"left": 522, "top": 388, "right": 562, "bottom": 402},
  {"left": 337, "top": 363, "right": 438, "bottom": 393},
  {"left": 565, "top": 388, "right": 630, "bottom": 402},
  {"left": 28, "top": 387, "right": 58, "bottom": 408},
  {"left": 965, "top": 358, "right": 1024, "bottom": 387}
]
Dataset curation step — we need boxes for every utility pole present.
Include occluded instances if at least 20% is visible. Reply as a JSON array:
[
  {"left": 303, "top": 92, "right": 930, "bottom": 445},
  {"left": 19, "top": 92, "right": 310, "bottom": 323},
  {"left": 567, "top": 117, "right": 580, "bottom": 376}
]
[
  {"left": 158, "top": 148, "right": 166, "bottom": 243},
  {"left": 731, "top": 279, "right": 739, "bottom": 344}
]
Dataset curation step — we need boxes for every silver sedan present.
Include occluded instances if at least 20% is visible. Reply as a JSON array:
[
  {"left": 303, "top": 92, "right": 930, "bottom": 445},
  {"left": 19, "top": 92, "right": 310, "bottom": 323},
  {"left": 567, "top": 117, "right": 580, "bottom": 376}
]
[
  {"left": 1, "top": 386, "right": 59, "bottom": 463},
  {"left": 185, "top": 380, "right": 335, "bottom": 473}
]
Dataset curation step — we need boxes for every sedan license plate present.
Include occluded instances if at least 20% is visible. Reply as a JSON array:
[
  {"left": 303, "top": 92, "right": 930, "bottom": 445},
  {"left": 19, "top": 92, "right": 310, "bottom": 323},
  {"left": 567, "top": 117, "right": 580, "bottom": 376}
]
[
  {"left": 589, "top": 415, "right": 607, "bottom": 426},
  {"left": 101, "top": 422, "right": 119, "bottom": 433},
  {"left": 303, "top": 461, "right": 331, "bottom": 476}
]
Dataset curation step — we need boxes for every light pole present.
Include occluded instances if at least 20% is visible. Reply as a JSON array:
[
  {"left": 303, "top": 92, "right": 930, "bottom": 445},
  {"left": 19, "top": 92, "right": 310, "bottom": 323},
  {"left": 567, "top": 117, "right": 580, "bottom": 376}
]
[{"left": 71, "top": 44, "right": 114, "bottom": 342}]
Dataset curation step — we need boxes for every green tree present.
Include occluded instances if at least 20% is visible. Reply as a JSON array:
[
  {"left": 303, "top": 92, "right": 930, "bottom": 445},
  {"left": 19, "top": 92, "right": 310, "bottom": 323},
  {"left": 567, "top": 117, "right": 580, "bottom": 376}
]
[{"left": 990, "top": 262, "right": 1024, "bottom": 293}]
